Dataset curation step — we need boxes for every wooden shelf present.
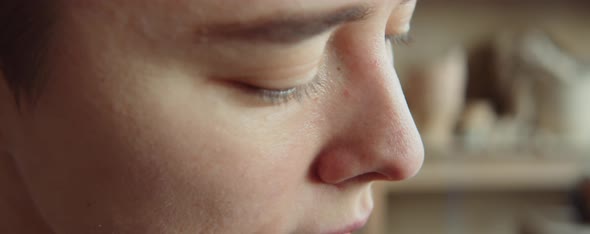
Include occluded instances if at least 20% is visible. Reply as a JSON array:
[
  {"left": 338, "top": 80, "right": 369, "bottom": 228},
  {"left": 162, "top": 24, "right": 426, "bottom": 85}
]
[
  {"left": 382, "top": 152, "right": 590, "bottom": 193},
  {"left": 364, "top": 152, "right": 590, "bottom": 234}
]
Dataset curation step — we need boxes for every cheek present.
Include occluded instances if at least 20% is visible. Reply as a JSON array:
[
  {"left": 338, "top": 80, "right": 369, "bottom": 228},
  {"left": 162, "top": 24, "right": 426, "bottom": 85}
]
[
  {"left": 104, "top": 80, "right": 322, "bottom": 229},
  {"left": 14, "top": 62, "right": 321, "bottom": 232},
  {"left": 137, "top": 100, "right": 308, "bottom": 202},
  {"left": 132, "top": 73, "right": 313, "bottom": 192}
]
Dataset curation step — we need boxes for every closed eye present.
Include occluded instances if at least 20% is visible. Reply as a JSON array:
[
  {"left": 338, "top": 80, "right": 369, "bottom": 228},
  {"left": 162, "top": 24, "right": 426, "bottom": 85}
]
[
  {"left": 234, "top": 73, "right": 329, "bottom": 104},
  {"left": 386, "top": 33, "right": 412, "bottom": 46},
  {"left": 238, "top": 33, "right": 411, "bottom": 105}
]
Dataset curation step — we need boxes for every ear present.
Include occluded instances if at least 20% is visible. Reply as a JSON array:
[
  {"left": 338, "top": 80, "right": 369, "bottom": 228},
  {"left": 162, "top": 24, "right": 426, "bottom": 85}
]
[{"left": 0, "top": 69, "right": 18, "bottom": 153}]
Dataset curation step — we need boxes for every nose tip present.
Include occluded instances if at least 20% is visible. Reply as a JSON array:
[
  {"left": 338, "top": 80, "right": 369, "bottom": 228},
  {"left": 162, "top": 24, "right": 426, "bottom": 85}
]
[
  {"left": 313, "top": 32, "right": 425, "bottom": 186},
  {"left": 314, "top": 72, "right": 424, "bottom": 185},
  {"left": 376, "top": 129, "right": 424, "bottom": 181},
  {"left": 362, "top": 118, "right": 425, "bottom": 182},
  {"left": 314, "top": 115, "right": 425, "bottom": 185}
]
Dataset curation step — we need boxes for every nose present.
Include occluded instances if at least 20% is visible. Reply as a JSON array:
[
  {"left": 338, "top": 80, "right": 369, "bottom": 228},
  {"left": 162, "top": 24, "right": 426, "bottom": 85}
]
[{"left": 314, "top": 38, "right": 424, "bottom": 185}]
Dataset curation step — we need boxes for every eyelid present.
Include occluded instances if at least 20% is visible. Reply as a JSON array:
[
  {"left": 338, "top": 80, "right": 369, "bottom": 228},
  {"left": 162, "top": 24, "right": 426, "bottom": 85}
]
[
  {"left": 218, "top": 60, "right": 327, "bottom": 105},
  {"left": 385, "top": 19, "right": 411, "bottom": 39},
  {"left": 238, "top": 32, "right": 410, "bottom": 105},
  {"left": 252, "top": 72, "right": 328, "bottom": 104},
  {"left": 387, "top": 0, "right": 416, "bottom": 37},
  {"left": 257, "top": 34, "right": 410, "bottom": 104}
]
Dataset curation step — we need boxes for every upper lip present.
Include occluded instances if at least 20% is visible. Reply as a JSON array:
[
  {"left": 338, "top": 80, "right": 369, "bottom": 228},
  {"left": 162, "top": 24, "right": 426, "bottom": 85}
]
[{"left": 324, "top": 215, "right": 370, "bottom": 234}]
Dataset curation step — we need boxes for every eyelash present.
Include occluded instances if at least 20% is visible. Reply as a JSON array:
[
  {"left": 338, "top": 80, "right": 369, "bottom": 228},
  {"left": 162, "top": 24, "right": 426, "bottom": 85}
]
[
  {"left": 250, "top": 33, "right": 411, "bottom": 104},
  {"left": 386, "top": 33, "right": 412, "bottom": 46},
  {"left": 246, "top": 74, "right": 329, "bottom": 104}
]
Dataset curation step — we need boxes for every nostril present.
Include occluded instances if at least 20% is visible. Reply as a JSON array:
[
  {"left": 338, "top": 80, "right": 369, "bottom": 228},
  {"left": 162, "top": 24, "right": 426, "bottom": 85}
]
[
  {"left": 331, "top": 172, "right": 393, "bottom": 187},
  {"left": 394, "top": 149, "right": 425, "bottom": 180},
  {"left": 355, "top": 172, "right": 392, "bottom": 183},
  {"left": 378, "top": 161, "right": 422, "bottom": 181},
  {"left": 312, "top": 137, "right": 425, "bottom": 185}
]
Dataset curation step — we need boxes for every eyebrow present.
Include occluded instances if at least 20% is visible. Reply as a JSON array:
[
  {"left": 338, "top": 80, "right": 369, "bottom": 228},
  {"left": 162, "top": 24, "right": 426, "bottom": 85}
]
[{"left": 194, "top": 5, "right": 374, "bottom": 44}]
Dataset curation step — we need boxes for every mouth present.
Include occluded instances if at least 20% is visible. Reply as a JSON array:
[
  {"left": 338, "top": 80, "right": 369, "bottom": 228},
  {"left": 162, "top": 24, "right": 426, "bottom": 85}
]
[{"left": 323, "top": 213, "right": 371, "bottom": 234}]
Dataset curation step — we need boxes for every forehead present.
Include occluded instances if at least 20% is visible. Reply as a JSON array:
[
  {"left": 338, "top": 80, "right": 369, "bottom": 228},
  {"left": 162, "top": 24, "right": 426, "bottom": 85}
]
[
  {"left": 58, "top": 0, "right": 411, "bottom": 48},
  {"left": 64, "top": 0, "right": 383, "bottom": 22}
]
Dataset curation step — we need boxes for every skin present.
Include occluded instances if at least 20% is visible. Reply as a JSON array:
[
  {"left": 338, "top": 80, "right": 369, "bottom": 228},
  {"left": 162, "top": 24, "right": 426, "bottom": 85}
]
[{"left": 0, "top": 0, "right": 423, "bottom": 233}]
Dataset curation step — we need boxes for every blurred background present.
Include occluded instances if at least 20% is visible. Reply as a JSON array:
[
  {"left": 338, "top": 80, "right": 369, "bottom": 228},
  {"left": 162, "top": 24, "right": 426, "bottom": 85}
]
[{"left": 362, "top": 1, "right": 590, "bottom": 233}]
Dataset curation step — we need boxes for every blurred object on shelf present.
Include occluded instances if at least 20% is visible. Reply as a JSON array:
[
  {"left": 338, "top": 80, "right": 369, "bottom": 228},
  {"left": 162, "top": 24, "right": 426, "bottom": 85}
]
[
  {"left": 489, "top": 117, "right": 530, "bottom": 152},
  {"left": 403, "top": 28, "right": 590, "bottom": 153},
  {"left": 405, "top": 46, "right": 468, "bottom": 151},
  {"left": 457, "top": 100, "right": 496, "bottom": 151},
  {"left": 494, "top": 28, "right": 590, "bottom": 151},
  {"left": 457, "top": 101, "right": 530, "bottom": 152},
  {"left": 493, "top": 30, "right": 537, "bottom": 135},
  {"left": 518, "top": 30, "right": 590, "bottom": 151}
]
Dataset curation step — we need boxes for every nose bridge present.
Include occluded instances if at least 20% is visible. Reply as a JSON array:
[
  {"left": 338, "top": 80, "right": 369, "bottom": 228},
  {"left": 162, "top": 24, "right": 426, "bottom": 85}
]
[
  {"left": 353, "top": 62, "right": 423, "bottom": 178},
  {"left": 314, "top": 33, "right": 423, "bottom": 185},
  {"left": 334, "top": 35, "right": 424, "bottom": 179}
]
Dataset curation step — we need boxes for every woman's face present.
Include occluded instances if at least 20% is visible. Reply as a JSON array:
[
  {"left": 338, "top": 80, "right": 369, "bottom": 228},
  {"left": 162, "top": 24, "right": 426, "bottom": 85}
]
[{"left": 2, "top": 0, "right": 423, "bottom": 233}]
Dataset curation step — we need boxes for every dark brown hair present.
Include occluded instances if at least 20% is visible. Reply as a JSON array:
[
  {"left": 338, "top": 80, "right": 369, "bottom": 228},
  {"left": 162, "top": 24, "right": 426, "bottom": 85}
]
[{"left": 0, "top": 1, "right": 57, "bottom": 104}]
